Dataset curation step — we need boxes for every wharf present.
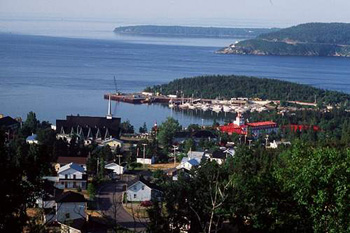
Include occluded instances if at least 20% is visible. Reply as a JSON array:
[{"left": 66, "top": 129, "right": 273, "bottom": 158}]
[{"left": 104, "top": 93, "right": 208, "bottom": 104}]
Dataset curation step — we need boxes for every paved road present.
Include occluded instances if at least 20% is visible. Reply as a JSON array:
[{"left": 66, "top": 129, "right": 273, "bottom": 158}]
[{"left": 97, "top": 181, "right": 148, "bottom": 232}]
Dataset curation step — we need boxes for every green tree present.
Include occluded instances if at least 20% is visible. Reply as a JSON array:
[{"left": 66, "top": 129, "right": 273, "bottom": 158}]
[
  {"left": 139, "top": 122, "right": 148, "bottom": 134},
  {"left": 157, "top": 117, "right": 182, "bottom": 149},
  {"left": 183, "top": 138, "right": 195, "bottom": 153},
  {"left": 120, "top": 120, "right": 134, "bottom": 134},
  {"left": 275, "top": 143, "right": 350, "bottom": 232}
]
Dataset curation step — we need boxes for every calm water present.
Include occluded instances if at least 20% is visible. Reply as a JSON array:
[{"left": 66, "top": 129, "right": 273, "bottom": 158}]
[{"left": 1, "top": 32, "right": 350, "bottom": 129}]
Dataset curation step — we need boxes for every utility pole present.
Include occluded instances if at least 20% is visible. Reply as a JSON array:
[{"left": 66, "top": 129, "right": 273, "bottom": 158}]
[
  {"left": 97, "top": 158, "right": 99, "bottom": 176},
  {"left": 116, "top": 154, "right": 123, "bottom": 176},
  {"left": 173, "top": 145, "right": 178, "bottom": 167},
  {"left": 142, "top": 143, "right": 147, "bottom": 169},
  {"left": 265, "top": 135, "right": 269, "bottom": 149},
  {"left": 248, "top": 140, "right": 252, "bottom": 149}
]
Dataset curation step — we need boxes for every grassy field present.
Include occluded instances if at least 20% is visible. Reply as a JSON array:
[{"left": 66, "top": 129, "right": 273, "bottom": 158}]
[{"left": 148, "top": 162, "right": 180, "bottom": 170}]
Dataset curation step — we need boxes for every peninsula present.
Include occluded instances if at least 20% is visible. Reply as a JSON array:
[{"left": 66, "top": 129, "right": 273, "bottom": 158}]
[
  {"left": 114, "top": 25, "right": 278, "bottom": 39},
  {"left": 144, "top": 75, "right": 350, "bottom": 105},
  {"left": 217, "top": 23, "right": 350, "bottom": 57}
]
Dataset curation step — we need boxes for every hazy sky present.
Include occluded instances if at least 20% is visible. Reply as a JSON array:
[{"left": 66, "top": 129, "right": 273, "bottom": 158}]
[{"left": 1, "top": 0, "right": 350, "bottom": 27}]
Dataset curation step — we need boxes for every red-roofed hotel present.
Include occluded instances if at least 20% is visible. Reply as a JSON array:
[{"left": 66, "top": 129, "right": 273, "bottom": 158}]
[{"left": 220, "top": 113, "right": 278, "bottom": 138}]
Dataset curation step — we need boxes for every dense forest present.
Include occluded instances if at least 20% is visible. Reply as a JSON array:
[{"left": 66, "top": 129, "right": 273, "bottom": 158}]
[
  {"left": 145, "top": 75, "right": 350, "bottom": 105},
  {"left": 218, "top": 23, "right": 350, "bottom": 56},
  {"left": 114, "top": 25, "right": 278, "bottom": 38},
  {"left": 258, "top": 23, "right": 350, "bottom": 44}
]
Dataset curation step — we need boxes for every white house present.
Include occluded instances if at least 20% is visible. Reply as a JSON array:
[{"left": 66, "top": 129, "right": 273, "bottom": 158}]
[
  {"left": 126, "top": 177, "right": 161, "bottom": 202},
  {"left": 176, "top": 151, "right": 205, "bottom": 171},
  {"left": 36, "top": 181, "right": 64, "bottom": 223},
  {"left": 55, "top": 156, "right": 87, "bottom": 172},
  {"left": 177, "top": 157, "right": 201, "bottom": 171},
  {"left": 56, "top": 163, "right": 87, "bottom": 190},
  {"left": 105, "top": 162, "right": 126, "bottom": 175},
  {"left": 55, "top": 191, "right": 87, "bottom": 223},
  {"left": 187, "top": 151, "right": 205, "bottom": 160},
  {"left": 26, "top": 133, "right": 38, "bottom": 144}
]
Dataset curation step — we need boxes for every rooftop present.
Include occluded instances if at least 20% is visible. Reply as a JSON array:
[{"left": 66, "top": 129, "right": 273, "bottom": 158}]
[
  {"left": 56, "top": 191, "right": 86, "bottom": 203},
  {"left": 0, "top": 116, "right": 19, "bottom": 128},
  {"left": 57, "top": 156, "right": 87, "bottom": 165},
  {"left": 246, "top": 121, "right": 277, "bottom": 127},
  {"left": 58, "top": 162, "right": 85, "bottom": 174}
]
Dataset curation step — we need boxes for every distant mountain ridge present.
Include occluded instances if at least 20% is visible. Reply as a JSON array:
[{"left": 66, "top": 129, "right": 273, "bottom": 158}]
[
  {"left": 114, "top": 25, "right": 279, "bottom": 39},
  {"left": 217, "top": 23, "right": 350, "bottom": 57}
]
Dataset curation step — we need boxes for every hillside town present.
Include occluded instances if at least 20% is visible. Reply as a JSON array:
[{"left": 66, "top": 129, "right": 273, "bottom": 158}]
[{"left": 2, "top": 91, "right": 331, "bottom": 233}]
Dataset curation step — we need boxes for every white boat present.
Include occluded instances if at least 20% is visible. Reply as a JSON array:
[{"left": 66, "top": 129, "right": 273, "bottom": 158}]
[
  {"left": 188, "top": 104, "right": 196, "bottom": 110},
  {"left": 169, "top": 103, "right": 175, "bottom": 108},
  {"left": 223, "top": 105, "right": 231, "bottom": 112},
  {"left": 201, "top": 104, "right": 210, "bottom": 111},
  {"left": 212, "top": 105, "right": 222, "bottom": 112}
]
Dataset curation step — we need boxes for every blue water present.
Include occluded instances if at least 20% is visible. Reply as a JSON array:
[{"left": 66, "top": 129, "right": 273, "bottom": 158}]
[{"left": 1, "top": 33, "right": 350, "bottom": 129}]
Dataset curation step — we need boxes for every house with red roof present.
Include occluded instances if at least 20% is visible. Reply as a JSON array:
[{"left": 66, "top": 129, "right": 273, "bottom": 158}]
[{"left": 220, "top": 113, "right": 278, "bottom": 138}]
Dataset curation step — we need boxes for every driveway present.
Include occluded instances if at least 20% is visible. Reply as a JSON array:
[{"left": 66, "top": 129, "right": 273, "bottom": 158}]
[{"left": 97, "top": 181, "right": 148, "bottom": 232}]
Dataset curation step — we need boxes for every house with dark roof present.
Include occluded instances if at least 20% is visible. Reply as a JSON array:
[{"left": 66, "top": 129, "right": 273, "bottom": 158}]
[
  {"left": 0, "top": 116, "right": 20, "bottom": 141},
  {"left": 55, "top": 191, "right": 87, "bottom": 224},
  {"left": 56, "top": 115, "right": 121, "bottom": 145},
  {"left": 126, "top": 176, "right": 162, "bottom": 202},
  {"left": 36, "top": 180, "right": 64, "bottom": 211},
  {"left": 173, "top": 131, "right": 191, "bottom": 144},
  {"left": 166, "top": 167, "right": 190, "bottom": 181},
  {"left": 56, "top": 97, "right": 121, "bottom": 145},
  {"left": 208, "top": 148, "right": 235, "bottom": 165},
  {"left": 192, "top": 130, "right": 218, "bottom": 143}
]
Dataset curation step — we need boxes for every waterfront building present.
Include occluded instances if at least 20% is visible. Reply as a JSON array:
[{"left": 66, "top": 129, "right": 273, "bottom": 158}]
[
  {"left": 56, "top": 96, "right": 121, "bottom": 143},
  {"left": 220, "top": 113, "right": 278, "bottom": 138}
]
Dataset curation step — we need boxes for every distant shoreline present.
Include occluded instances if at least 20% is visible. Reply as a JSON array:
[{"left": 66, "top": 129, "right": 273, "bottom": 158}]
[{"left": 114, "top": 25, "right": 279, "bottom": 39}]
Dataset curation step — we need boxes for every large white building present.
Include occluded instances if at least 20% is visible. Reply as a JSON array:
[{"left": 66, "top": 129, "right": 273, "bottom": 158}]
[{"left": 56, "top": 163, "right": 87, "bottom": 190}]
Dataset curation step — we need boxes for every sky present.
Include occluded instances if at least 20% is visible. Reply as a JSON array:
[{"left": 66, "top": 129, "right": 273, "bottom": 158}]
[{"left": 1, "top": 0, "right": 350, "bottom": 27}]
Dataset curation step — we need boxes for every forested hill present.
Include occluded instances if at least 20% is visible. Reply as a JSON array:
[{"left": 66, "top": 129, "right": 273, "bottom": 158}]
[
  {"left": 114, "top": 25, "right": 278, "bottom": 38},
  {"left": 217, "top": 23, "right": 350, "bottom": 57},
  {"left": 145, "top": 75, "right": 350, "bottom": 104}
]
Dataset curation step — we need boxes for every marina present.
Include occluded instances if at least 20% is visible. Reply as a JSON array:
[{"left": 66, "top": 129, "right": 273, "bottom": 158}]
[{"left": 104, "top": 92, "right": 273, "bottom": 114}]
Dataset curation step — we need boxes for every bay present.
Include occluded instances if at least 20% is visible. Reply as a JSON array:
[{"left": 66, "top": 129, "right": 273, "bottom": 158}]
[{"left": 1, "top": 32, "right": 350, "bottom": 129}]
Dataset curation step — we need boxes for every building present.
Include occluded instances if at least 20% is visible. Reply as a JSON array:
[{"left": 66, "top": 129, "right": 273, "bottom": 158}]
[
  {"left": 126, "top": 177, "right": 162, "bottom": 202},
  {"left": 26, "top": 133, "right": 38, "bottom": 144},
  {"left": 220, "top": 113, "right": 278, "bottom": 138},
  {"left": 56, "top": 96, "right": 121, "bottom": 144},
  {"left": 166, "top": 167, "right": 190, "bottom": 181},
  {"left": 55, "top": 191, "right": 87, "bottom": 223},
  {"left": 55, "top": 156, "right": 88, "bottom": 172},
  {"left": 177, "top": 157, "right": 201, "bottom": 171},
  {"left": 137, "top": 156, "right": 156, "bottom": 165},
  {"left": 36, "top": 180, "right": 64, "bottom": 210},
  {"left": 210, "top": 150, "right": 227, "bottom": 165},
  {"left": 176, "top": 150, "right": 207, "bottom": 171},
  {"left": 98, "top": 137, "right": 124, "bottom": 152},
  {"left": 0, "top": 116, "right": 20, "bottom": 141},
  {"left": 56, "top": 163, "right": 87, "bottom": 190},
  {"left": 192, "top": 130, "right": 218, "bottom": 143},
  {"left": 105, "top": 162, "right": 126, "bottom": 176}
]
